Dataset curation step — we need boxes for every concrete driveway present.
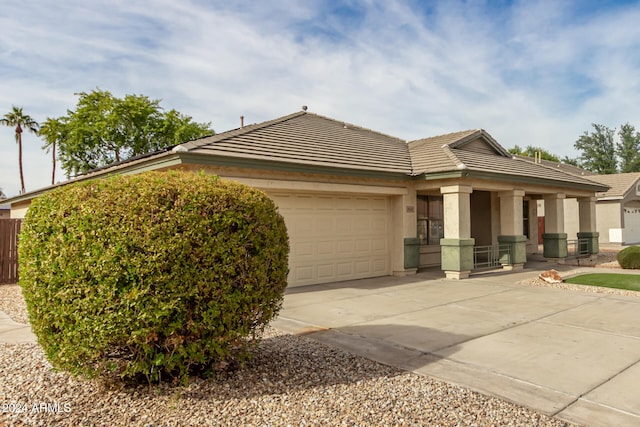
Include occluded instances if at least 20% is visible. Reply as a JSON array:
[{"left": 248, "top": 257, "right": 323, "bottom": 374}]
[{"left": 272, "top": 264, "right": 640, "bottom": 426}]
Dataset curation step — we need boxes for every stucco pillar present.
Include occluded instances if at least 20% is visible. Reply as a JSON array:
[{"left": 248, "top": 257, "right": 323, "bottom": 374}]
[
  {"left": 440, "top": 185, "right": 474, "bottom": 279},
  {"left": 392, "top": 189, "right": 419, "bottom": 276},
  {"left": 577, "top": 196, "right": 599, "bottom": 254},
  {"left": 498, "top": 190, "right": 527, "bottom": 270},
  {"left": 543, "top": 193, "right": 567, "bottom": 258}
]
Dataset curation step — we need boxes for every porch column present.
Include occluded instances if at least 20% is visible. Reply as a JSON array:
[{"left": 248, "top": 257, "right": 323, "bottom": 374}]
[
  {"left": 577, "top": 196, "right": 599, "bottom": 254},
  {"left": 440, "top": 185, "right": 474, "bottom": 279},
  {"left": 392, "top": 189, "right": 419, "bottom": 276},
  {"left": 498, "top": 190, "right": 527, "bottom": 270},
  {"left": 543, "top": 193, "right": 567, "bottom": 258}
]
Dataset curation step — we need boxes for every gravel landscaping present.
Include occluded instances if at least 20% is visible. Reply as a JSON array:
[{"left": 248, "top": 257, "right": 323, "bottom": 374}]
[{"left": 0, "top": 284, "right": 571, "bottom": 426}]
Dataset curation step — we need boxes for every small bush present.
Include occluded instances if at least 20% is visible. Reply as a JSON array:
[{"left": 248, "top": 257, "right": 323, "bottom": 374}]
[
  {"left": 19, "top": 171, "right": 289, "bottom": 384},
  {"left": 616, "top": 246, "right": 640, "bottom": 269}
]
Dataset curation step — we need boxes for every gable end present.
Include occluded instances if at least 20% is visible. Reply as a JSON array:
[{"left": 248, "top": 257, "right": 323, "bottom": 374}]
[{"left": 457, "top": 137, "right": 502, "bottom": 156}]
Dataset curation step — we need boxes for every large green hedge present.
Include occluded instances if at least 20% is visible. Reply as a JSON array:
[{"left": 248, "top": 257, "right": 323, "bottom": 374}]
[
  {"left": 19, "top": 171, "right": 289, "bottom": 384},
  {"left": 617, "top": 245, "right": 640, "bottom": 269}
]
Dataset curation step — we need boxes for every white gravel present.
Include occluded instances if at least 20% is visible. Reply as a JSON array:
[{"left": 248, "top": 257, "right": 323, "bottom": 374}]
[{"left": 0, "top": 284, "right": 571, "bottom": 426}]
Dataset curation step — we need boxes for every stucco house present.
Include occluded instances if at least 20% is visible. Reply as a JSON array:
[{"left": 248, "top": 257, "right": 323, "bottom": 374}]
[
  {"left": 6, "top": 109, "right": 609, "bottom": 286},
  {"left": 562, "top": 172, "right": 640, "bottom": 245}
]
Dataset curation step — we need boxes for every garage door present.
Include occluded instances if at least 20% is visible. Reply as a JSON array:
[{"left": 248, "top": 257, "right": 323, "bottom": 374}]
[
  {"left": 624, "top": 205, "right": 640, "bottom": 244},
  {"left": 268, "top": 192, "right": 391, "bottom": 287}
]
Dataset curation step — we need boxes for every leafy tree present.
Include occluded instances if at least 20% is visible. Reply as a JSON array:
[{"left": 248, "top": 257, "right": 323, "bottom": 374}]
[
  {"left": 42, "top": 90, "right": 213, "bottom": 176},
  {"left": 0, "top": 106, "right": 39, "bottom": 194},
  {"left": 574, "top": 124, "right": 617, "bottom": 174},
  {"left": 508, "top": 145, "right": 561, "bottom": 162},
  {"left": 616, "top": 123, "right": 640, "bottom": 173}
]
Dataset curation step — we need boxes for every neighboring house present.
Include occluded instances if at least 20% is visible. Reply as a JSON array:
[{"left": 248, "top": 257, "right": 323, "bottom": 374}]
[
  {"left": 517, "top": 157, "right": 640, "bottom": 246},
  {"left": 563, "top": 172, "right": 640, "bottom": 245},
  {"left": 0, "top": 204, "right": 10, "bottom": 219},
  {"left": 4, "top": 109, "right": 608, "bottom": 286}
]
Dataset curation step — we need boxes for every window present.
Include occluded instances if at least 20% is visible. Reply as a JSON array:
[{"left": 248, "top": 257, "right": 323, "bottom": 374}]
[
  {"left": 417, "top": 195, "right": 444, "bottom": 245},
  {"left": 523, "top": 200, "right": 530, "bottom": 238}
]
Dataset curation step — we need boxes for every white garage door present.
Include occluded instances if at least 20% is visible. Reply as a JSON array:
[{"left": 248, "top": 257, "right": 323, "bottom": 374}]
[
  {"left": 268, "top": 192, "right": 391, "bottom": 287},
  {"left": 624, "top": 206, "right": 640, "bottom": 244}
]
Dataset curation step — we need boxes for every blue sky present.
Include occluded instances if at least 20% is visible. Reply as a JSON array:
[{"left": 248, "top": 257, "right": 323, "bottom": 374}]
[{"left": 2, "top": 0, "right": 640, "bottom": 197}]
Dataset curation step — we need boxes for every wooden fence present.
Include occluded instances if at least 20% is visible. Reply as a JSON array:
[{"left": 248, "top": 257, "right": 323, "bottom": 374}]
[{"left": 0, "top": 219, "right": 22, "bottom": 284}]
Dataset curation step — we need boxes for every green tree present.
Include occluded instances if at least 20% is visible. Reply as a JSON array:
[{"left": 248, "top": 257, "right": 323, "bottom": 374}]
[
  {"left": 0, "top": 106, "right": 39, "bottom": 194},
  {"left": 45, "top": 90, "right": 213, "bottom": 176},
  {"left": 616, "top": 123, "right": 640, "bottom": 173},
  {"left": 508, "top": 145, "right": 561, "bottom": 162},
  {"left": 574, "top": 124, "right": 617, "bottom": 174},
  {"left": 39, "top": 117, "right": 65, "bottom": 185}
]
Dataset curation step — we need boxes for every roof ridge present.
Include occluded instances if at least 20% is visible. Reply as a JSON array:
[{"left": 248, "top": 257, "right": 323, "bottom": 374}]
[
  {"left": 304, "top": 111, "right": 408, "bottom": 144},
  {"left": 441, "top": 144, "right": 465, "bottom": 169}
]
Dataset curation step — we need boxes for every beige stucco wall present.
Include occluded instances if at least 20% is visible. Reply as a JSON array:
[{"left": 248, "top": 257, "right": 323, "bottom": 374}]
[
  {"left": 10, "top": 201, "right": 30, "bottom": 219},
  {"left": 596, "top": 201, "right": 623, "bottom": 243},
  {"left": 563, "top": 198, "right": 579, "bottom": 239}
]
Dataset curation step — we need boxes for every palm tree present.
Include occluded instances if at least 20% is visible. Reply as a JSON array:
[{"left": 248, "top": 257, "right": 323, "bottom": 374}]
[
  {"left": 39, "top": 118, "right": 63, "bottom": 185},
  {"left": 1, "top": 106, "right": 39, "bottom": 194}
]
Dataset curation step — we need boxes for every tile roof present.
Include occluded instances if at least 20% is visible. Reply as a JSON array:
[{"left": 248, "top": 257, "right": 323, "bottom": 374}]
[
  {"left": 585, "top": 173, "right": 640, "bottom": 199},
  {"left": 6, "top": 110, "right": 608, "bottom": 205},
  {"left": 407, "top": 129, "right": 606, "bottom": 189},
  {"left": 176, "top": 113, "right": 608, "bottom": 190},
  {"left": 180, "top": 111, "right": 412, "bottom": 174},
  {"left": 513, "top": 155, "right": 597, "bottom": 177},
  {"left": 408, "top": 129, "right": 481, "bottom": 173}
]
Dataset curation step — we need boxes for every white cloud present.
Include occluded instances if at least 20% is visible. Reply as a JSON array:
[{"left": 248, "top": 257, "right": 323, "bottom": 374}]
[{"left": 2, "top": 0, "right": 640, "bottom": 196}]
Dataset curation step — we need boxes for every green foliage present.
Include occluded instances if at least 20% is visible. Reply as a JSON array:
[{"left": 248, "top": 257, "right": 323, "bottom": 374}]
[
  {"left": 507, "top": 145, "right": 561, "bottom": 162},
  {"left": 616, "top": 123, "right": 640, "bottom": 173},
  {"left": 616, "top": 246, "right": 640, "bottom": 269},
  {"left": 574, "top": 124, "right": 617, "bottom": 174},
  {"left": 19, "top": 171, "right": 289, "bottom": 385},
  {"left": 39, "top": 89, "right": 214, "bottom": 177},
  {"left": 573, "top": 122, "right": 640, "bottom": 174},
  {"left": 564, "top": 273, "right": 640, "bottom": 291}
]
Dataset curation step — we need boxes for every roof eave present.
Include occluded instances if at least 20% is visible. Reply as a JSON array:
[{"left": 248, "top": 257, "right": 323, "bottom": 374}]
[
  {"left": 4, "top": 152, "right": 183, "bottom": 205},
  {"left": 465, "top": 170, "right": 609, "bottom": 192},
  {"left": 414, "top": 169, "right": 608, "bottom": 192},
  {"left": 177, "top": 152, "right": 411, "bottom": 180}
]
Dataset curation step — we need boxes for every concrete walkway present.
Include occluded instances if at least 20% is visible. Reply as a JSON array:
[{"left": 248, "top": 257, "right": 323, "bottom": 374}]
[
  {"left": 272, "top": 264, "right": 640, "bottom": 427},
  {"left": 0, "top": 310, "right": 36, "bottom": 344}
]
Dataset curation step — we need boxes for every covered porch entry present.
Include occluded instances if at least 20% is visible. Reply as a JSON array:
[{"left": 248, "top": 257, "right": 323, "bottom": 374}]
[{"left": 416, "top": 184, "right": 599, "bottom": 279}]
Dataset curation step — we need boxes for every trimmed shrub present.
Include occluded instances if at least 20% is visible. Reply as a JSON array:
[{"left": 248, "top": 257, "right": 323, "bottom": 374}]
[
  {"left": 19, "top": 171, "right": 289, "bottom": 384},
  {"left": 617, "top": 246, "right": 640, "bottom": 269}
]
